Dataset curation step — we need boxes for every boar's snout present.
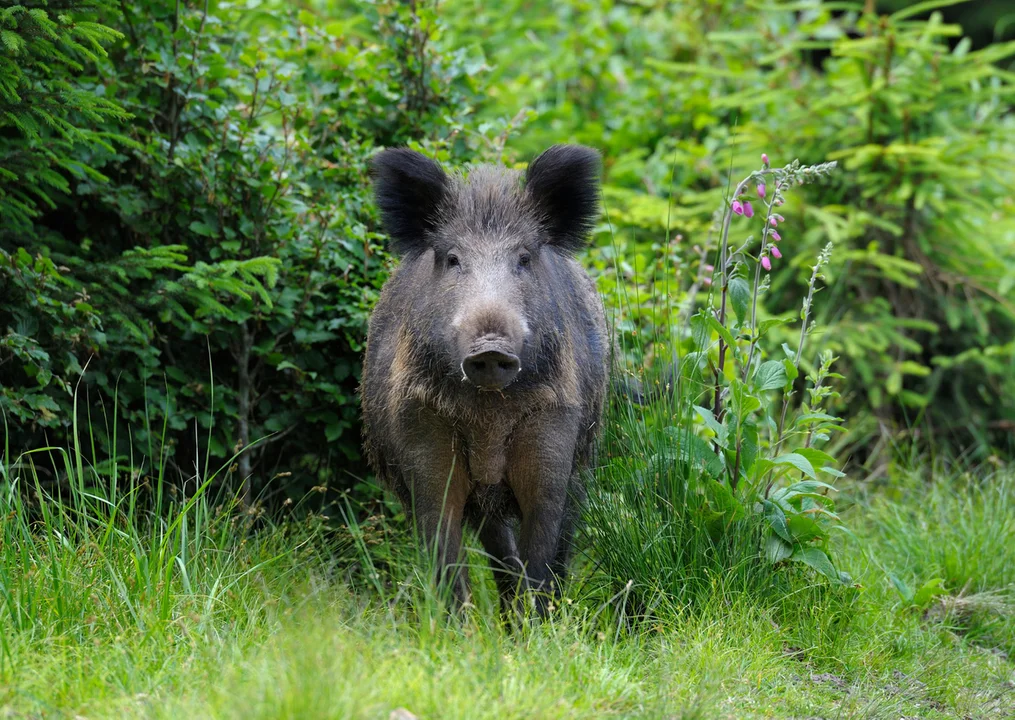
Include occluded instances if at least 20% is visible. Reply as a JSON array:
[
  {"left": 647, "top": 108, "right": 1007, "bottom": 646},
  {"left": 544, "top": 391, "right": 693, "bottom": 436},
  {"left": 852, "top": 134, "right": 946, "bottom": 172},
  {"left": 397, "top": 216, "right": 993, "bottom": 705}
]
[
  {"left": 455, "top": 302, "right": 528, "bottom": 390},
  {"left": 462, "top": 346, "right": 521, "bottom": 390}
]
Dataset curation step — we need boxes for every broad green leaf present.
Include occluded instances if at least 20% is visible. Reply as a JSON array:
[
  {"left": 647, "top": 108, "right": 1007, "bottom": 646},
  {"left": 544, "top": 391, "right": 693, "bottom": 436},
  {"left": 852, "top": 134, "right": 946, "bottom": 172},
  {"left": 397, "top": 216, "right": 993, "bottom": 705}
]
[
  {"left": 758, "top": 317, "right": 791, "bottom": 338},
  {"left": 763, "top": 499, "right": 792, "bottom": 543},
  {"left": 787, "top": 513, "right": 824, "bottom": 543},
  {"left": 729, "top": 378, "right": 762, "bottom": 420},
  {"left": 755, "top": 360, "right": 787, "bottom": 391},
  {"left": 782, "top": 479, "right": 838, "bottom": 495},
  {"left": 693, "top": 405, "right": 727, "bottom": 447},
  {"left": 705, "top": 478, "right": 745, "bottom": 521},
  {"left": 729, "top": 276, "right": 751, "bottom": 323},
  {"left": 792, "top": 412, "right": 842, "bottom": 427},
  {"left": 691, "top": 313, "right": 711, "bottom": 351},
  {"left": 737, "top": 421, "right": 759, "bottom": 477},
  {"left": 794, "top": 448, "right": 838, "bottom": 474},
  {"left": 792, "top": 546, "right": 839, "bottom": 582},
  {"left": 765, "top": 533, "right": 794, "bottom": 563},
  {"left": 771, "top": 453, "right": 817, "bottom": 479},
  {"left": 782, "top": 358, "right": 799, "bottom": 384},
  {"left": 707, "top": 315, "right": 737, "bottom": 350},
  {"left": 189, "top": 220, "right": 217, "bottom": 237},
  {"left": 912, "top": 578, "right": 947, "bottom": 609}
]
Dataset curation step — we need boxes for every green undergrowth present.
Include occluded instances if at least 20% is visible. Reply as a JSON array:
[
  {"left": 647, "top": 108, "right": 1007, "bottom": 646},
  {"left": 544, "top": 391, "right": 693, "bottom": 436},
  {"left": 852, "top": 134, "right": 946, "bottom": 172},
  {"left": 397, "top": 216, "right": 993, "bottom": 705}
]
[{"left": 1, "top": 429, "right": 1013, "bottom": 718}]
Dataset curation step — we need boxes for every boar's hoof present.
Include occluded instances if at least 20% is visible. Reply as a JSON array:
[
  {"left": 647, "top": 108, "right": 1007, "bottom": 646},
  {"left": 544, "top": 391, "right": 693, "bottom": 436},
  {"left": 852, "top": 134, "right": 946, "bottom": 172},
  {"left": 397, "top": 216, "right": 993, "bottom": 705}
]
[{"left": 462, "top": 350, "right": 521, "bottom": 390}]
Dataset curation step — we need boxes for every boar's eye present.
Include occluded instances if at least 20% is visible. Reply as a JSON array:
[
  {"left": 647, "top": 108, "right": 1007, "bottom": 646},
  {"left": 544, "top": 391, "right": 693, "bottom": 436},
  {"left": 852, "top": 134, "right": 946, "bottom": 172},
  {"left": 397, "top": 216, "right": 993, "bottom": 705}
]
[
  {"left": 446, "top": 253, "right": 460, "bottom": 269},
  {"left": 518, "top": 252, "right": 531, "bottom": 268}
]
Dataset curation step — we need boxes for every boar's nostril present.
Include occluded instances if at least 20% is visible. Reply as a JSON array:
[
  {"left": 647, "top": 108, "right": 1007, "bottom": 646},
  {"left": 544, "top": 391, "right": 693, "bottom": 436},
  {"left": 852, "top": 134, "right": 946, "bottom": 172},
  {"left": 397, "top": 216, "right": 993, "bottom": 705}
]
[{"left": 462, "top": 350, "right": 521, "bottom": 390}]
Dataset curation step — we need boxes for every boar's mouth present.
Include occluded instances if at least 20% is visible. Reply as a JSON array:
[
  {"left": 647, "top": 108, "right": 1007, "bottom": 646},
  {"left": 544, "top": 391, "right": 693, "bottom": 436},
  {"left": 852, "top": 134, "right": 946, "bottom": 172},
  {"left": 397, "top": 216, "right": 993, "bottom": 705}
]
[{"left": 460, "top": 337, "right": 522, "bottom": 390}]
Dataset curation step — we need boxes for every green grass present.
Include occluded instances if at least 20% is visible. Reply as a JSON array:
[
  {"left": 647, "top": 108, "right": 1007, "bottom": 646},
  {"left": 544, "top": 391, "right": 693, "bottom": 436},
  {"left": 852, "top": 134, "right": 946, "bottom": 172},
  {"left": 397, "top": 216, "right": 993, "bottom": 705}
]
[
  {"left": 2, "top": 447, "right": 1013, "bottom": 719},
  {"left": 2, "top": 402, "right": 1014, "bottom": 720}
]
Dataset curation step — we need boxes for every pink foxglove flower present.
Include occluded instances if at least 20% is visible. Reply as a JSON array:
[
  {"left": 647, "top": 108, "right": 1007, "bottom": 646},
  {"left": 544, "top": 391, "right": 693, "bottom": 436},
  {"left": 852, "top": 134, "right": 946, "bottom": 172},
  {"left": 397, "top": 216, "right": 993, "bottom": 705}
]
[
  {"left": 732, "top": 200, "right": 744, "bottom": 216},
  {"left": 771, "top": 245, "right": 782, "bottom": 259},
  {"left": 769, "top": 217, "right": 778, "bottom": 227},
  {"left": 743, "top": 201, "right": 754, "bottom": 218},
  {"left": 771, "top": 230, "right": 781, "bottom": 242},
  {"left": 704, "top": 264, "right": 714, "bottom": 272},
  {"left": 702, "top": 276, "right": 713, "bottom": 286},
  {"left": 757, "top": 183, "right": 766, "bottom": 198},
  {"left": 761, "top": 256, "right": 772, "bottom": 271},
  {"left": 762, "top": 153, "right": 769, "bottom": 165}
]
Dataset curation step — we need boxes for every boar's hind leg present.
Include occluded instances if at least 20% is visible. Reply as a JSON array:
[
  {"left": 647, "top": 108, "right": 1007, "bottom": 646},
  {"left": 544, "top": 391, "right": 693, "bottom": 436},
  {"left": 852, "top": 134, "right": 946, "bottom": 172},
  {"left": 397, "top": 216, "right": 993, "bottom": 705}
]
[
  {"left": 506, "top": 410, "right": 582, "bottom": 615},
  {"left": 398, "top": 412, "right": 472, "bottom": 606}
]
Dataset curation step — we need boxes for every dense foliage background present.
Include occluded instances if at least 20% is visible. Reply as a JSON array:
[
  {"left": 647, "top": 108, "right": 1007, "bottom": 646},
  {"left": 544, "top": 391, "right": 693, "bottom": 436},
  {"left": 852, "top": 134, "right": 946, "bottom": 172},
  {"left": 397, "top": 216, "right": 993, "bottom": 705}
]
[{"left": 3, "top": 0, "right": 1014, "bottom": 504}]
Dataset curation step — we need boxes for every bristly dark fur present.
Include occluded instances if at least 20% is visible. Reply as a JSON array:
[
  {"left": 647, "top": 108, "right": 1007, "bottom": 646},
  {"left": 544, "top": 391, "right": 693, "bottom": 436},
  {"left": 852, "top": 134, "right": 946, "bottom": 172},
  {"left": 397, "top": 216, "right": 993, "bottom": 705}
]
[
  {"left": 370, "top": 147, "right": 449, "bottom": 257},
  {"left": 524, "top": 144, "right": 601, "bottom": 253}
]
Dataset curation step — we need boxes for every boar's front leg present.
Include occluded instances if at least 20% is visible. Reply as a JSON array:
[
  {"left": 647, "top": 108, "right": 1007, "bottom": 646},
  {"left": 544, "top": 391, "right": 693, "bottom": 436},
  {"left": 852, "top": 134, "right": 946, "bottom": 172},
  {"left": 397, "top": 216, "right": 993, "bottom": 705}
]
[
  {"left": 398, "top": 407, "right": 472, "bottom": 606},
  {"left": 506, "top": 409, "right": 582, "bottom": 615},
  {"left": 466, "top": 509, "right": 524, "bottom": 613}
]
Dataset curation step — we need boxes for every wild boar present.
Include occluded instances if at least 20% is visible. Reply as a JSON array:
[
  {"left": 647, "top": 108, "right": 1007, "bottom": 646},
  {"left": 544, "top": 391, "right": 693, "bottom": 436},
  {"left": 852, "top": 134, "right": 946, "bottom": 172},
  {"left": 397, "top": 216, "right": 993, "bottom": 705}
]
[{"left": 360, "top": 145, "right": 608, "bottom": 614}]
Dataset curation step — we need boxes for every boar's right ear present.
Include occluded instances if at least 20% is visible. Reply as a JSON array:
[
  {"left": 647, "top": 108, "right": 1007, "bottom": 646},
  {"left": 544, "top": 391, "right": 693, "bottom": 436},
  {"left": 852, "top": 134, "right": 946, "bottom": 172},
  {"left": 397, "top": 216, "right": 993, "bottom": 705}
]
[
  {"left": 525, "top": 144, "right": 601, "bottom": 253},
  {"left": 370, "top": 148, "right": 449, "bottom": 256}
]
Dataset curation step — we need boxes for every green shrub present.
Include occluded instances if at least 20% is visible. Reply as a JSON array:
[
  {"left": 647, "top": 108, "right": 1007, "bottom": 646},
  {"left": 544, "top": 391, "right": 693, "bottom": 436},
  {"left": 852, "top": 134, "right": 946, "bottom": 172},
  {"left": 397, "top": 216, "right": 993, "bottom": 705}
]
[
  {"left": 0, "top": 0, "right": 130, "bottom": 229},
  {"left": 1, "top": 0, "right": 491, "bottom": 501}
]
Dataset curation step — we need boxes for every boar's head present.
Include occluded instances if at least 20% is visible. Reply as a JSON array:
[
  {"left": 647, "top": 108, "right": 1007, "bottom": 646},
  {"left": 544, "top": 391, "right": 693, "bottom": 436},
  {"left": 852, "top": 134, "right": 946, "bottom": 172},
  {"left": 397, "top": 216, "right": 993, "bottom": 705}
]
[{"left": 371, "top": 145, "right": 601, "bottom": 392}]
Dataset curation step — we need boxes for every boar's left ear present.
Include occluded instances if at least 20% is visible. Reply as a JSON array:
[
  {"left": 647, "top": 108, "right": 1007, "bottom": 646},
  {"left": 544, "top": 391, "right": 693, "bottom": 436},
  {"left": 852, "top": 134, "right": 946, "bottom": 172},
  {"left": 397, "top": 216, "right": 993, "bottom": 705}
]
[
  {"left": 525, "top": 144, "right": 601, "bottom": 253},
  {"left": 370, "top": 147, "right": 450, "bottom": 256}
]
